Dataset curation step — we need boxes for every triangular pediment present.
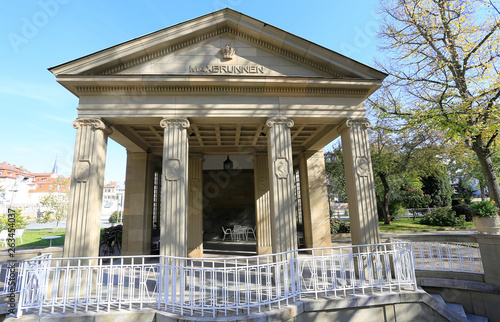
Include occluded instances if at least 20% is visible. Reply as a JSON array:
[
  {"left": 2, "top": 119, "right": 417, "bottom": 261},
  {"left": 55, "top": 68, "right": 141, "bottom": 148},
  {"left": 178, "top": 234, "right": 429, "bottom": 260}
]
[
  {"left": 115, "top": 33, "right": 334, "bottom": 78},
  {"left": 49, "top": 9, "right": 386, "bottom": 81}
]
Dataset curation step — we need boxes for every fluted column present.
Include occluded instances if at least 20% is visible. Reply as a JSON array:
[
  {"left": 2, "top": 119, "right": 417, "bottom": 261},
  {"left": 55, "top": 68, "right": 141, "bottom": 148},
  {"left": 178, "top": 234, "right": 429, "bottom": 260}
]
[
  {"left": 299, "top": 149, "right": 332, "bottom": 249},
  {"left": 253, "top": 153, "right": 272, "bottom": 255},
  {"left": 121, "top": 152, "right": 155, "bottom": 255},
  {"left": 266, "top": 117, "right": 298, "bottom": 253},
  {"left": 64, "top": 118, "right": 111, "bottom": 258},
  {"left": 339, "top": 119, "right": 380, "bottom": 245},
  {"left": 160, "top": 118, "right": 190, "bottom": 258},
  {"left": 187, "top": 153, "right": 204, "bottom": 258}
]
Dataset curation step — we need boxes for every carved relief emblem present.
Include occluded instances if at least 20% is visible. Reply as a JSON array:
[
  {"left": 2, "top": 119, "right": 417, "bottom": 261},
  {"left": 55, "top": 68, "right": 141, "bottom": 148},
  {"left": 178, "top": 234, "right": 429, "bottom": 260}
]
[
  {"left": 275, "top": 158, "right": 289, "bottom": 179},
  {"left": 165, "top": 159, "right": 181, "bottom": 181},
  {"left": 220, "top": 44, "right": 235, "bottom": 60},
  {"left": 74, "top": 160, "right": 91, "bottom": 183},
  {"left": 356, "top": 156, "right": 370, "bottom": 177}
]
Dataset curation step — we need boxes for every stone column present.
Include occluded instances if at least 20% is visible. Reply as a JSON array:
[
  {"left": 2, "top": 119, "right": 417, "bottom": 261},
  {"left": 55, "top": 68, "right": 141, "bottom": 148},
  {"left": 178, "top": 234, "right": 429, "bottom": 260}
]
[
  {"left": 121, "top": 152, "right": 155, "bottom": 256},
  {"left": 266, "top": 117, "right": 298, "bottom": 253},
  {"left": 339, "top": 119, "right": 380, "bottom": 245},
  {"left": 299, "top": 149, "right": 332, "bottom": 249},
  {"left": 253, "top": 153, "right": 272, "bottom": 255},
  {"left": 64, "top": 118, "right": 111, "bottom": 258},
  {"left": 159, "top": 118, "right": 190, "bottom": 258},
  {"left": 187, "top": 154, "right": 204, "bottom": 258},
  {"left": 476, "top": 234, "right": 500, "bottom": 285}
]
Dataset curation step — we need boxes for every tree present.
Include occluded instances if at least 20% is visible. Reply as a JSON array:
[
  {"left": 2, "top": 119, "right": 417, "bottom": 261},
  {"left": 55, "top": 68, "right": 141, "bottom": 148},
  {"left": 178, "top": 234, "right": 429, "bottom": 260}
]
[
  {"left": 0, "top": 209, "right": 28, "bottom": 230},
  {"left": 38, "top": 193, "right": 69, "bottom": 232},
  {"left": 377, "top": 0, "right": 500, "bottom": 203},
  {"left": 421, "top": 170, "right": 453, "bottom": 207},
  {"left": 324, "top": 143, "right": 347, "bottom": 203}
]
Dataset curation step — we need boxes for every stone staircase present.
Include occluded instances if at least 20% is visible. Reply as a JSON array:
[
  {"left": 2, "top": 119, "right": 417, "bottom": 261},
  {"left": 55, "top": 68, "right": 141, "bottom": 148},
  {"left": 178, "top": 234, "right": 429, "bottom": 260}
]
[{"left": 430, "top": 294, "right": 488, "bottom": 322}]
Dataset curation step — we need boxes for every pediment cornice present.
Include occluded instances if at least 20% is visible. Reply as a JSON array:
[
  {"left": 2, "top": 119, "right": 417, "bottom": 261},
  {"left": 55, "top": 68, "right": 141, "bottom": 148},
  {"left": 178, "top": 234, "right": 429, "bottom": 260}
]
[
  {"left": 97, "top": 27, "right": 345, "bottom": 78},
  {"left": 49, "top": 9, "right": 387, "bottom": 81}
]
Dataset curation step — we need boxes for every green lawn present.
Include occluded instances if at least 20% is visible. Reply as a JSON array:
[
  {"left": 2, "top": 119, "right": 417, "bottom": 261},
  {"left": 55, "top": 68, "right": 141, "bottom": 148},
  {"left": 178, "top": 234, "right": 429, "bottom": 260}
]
[
  {"left": 378, "top": 218, "right": 475, "bottom": 233},
  {"left": 1, "top": 228, "right": 66, "bottom": 250}
]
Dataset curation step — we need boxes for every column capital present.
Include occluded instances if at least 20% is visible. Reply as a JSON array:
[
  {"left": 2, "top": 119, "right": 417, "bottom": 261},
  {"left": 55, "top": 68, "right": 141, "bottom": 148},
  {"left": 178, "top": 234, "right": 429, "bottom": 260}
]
[
  {"left": 266, "top": 117, "right": 294, "bottom": 128},
  {"left": 337, "top": 118, "right": 371, "bottom": 134},
  {"left": 160, "top": 118, "right": 190, "bottom": 129},
  {"left": 72, "top": 118, "right": 112, "bottom": 135}
]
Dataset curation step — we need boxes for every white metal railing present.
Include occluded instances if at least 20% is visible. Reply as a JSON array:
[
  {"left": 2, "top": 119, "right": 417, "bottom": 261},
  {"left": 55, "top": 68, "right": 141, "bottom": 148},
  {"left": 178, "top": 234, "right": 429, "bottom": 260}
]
[
  {"left": 1, "top": 253, "right": 52, "bottom": 296},
  {"left": 13, "top": 242, "right": 416, "bottom": 318},
  {"left": 391, "top": 238, "right": 483, "bottom": 273}
]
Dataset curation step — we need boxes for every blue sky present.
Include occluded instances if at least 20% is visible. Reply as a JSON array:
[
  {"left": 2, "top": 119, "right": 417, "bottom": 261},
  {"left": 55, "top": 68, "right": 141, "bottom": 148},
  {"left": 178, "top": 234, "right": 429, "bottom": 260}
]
[{"left": 0, "top": 0, "right": 382, "bottom": 183}]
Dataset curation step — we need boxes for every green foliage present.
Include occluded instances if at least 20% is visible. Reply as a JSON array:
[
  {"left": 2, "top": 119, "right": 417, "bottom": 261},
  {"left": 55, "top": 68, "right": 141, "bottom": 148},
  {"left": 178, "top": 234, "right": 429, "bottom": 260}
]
[
  {"left": 420, "top": 208, "right": 465, "bottom": 227},
  {"left": 377, "top": 0, "right": 500, "bottom": 204},
  {"left": 451, "top": 204, "right": 474, "bottom": 222},
  {"left": 324, "top": 145, "right": 347, "bottom": 202},
  {"left": 330, "top": 218, "right": 350, "bottom": 234},
  {"left": 397, "top": 188, "right": 431, "bottom": 209},
  {"left": 0, "top": 209, "right": 28, "bottom": 230},
  {"left": 421, "top": 172, "right": 453, "bottom": 207},
  {"left": 452, "top": 178, "right": 475, "bottom": 201},
  {"left": 108, "top": 211, "right": 122, "bottom": 224},
  {"left": 100, "top": 225, "right": 122, "bottom": 244},
  {"left": 38, "top": 193, "right": 69, "bottom": 233},
  {"left": 469, "top": 201, "right": 498, "bottom": 218}
]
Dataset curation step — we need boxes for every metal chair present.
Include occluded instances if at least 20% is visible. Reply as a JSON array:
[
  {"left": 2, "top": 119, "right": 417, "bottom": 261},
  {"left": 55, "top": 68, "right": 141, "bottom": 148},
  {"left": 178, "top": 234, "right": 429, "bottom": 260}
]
[
  {"left": 222, "top": 226, "right": 233, "bottom": 241},
  {"left": 0, "top": 230, "right": 8, "bottom": 247},
  {"left": 246, "top": 226, "right": 256, "bottom": 240},
  {"left": 14, "top": 228, "right": 24, "bottom": 244}
]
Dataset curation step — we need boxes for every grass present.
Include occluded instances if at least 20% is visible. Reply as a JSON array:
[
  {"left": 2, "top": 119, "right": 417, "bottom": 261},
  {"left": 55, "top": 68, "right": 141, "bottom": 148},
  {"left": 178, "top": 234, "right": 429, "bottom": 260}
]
[
  {"left": 0, "top": 228, "right": 66, "bottom": 250},
  {"left": 378, "top": 218, "right": 475, "bottom": 233}
]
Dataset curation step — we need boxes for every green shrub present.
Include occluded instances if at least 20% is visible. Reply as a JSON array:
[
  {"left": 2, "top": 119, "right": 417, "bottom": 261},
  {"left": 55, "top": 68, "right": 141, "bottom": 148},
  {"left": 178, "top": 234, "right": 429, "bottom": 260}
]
[
  {"left": 100, "top": 225, "right": 123, "bottom": 244},
  {"left": 451, "top": 204, "right": 473, "bottom": 222},
  {"left": 469, "top": 201, "right": 498, "bottom": 217},
  {"left": 330, "top": 218, "right": 350, "bottom": 234},
  {"left": 420, "top": 207, "right": 465, "bottom": 227}
]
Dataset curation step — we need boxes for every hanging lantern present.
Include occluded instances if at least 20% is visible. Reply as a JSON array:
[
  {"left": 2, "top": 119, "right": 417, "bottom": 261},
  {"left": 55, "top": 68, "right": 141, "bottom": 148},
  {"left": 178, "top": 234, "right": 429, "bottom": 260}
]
[{"left": 223, "top": 155, "right": 233, "bottom": 171}]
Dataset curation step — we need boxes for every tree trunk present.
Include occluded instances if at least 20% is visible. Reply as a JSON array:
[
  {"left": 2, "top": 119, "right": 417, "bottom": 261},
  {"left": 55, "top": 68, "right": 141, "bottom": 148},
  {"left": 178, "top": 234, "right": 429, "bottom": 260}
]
[
  {"left": 472, "top": 136, "right": 500, "bottom": 204},
  {"left": 481, "top": 184, "right": 486, "bottom": 201},
  {"left": 378, "top": 173, "right": 392, "bottom": 225}
]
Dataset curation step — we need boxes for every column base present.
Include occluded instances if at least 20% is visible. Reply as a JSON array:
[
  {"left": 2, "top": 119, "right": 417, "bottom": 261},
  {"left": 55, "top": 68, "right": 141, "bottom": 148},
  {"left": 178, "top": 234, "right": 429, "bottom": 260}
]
[
  {"left": 187, "top": 248, "right": 203, "bottom": 258},
  {"left": 257, "top": 246, "right": 272, "bottom": 255}
]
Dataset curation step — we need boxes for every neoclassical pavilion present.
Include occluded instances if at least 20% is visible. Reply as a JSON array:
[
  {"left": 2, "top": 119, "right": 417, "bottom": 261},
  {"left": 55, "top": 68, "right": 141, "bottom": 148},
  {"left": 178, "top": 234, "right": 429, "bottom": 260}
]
[{"left": 50, "top": 9, "right": 385, "bottom": 259}]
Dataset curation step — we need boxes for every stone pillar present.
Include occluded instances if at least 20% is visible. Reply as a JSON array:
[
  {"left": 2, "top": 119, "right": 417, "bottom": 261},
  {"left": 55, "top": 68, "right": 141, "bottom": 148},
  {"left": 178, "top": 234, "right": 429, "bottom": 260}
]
[
  {"left": 476, "top": 234, "right": 500, "bottom": 285},
  {"left": 299, "top": 149, "right": 332, "bottom": 249},
  {"left": 121, "top": 152, "right": 155, "bottom": 256},
  {"left": 64, "top": 118, "right": 111, "bottom": 258},
  {"left": 187, "top": 154, "right": 204, "bottom": 258},
  {"left": 253, "top": 153, "right": 272, "bottom": 255},
  {"left": 339, "top": 119, "right": 380, "bottom": 245},
  {"left": 159, "top": 118, "right": 190, "bottom": 258},
  {"left": 266, "top": 117, "right": 298, "bottom": 253}
]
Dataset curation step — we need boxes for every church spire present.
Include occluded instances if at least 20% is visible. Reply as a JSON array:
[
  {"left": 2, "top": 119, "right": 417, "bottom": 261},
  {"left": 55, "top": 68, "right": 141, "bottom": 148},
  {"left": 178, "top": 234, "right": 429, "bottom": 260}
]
[{"left": 52, "top": 156, "right": 58, "bottom": 174}]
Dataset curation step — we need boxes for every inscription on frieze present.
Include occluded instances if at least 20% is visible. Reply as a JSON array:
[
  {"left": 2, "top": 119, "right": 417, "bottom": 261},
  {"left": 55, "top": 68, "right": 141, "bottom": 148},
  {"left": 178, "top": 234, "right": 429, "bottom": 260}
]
[{"left": 188, "top": 65, "right": 265, "bottom": 74}]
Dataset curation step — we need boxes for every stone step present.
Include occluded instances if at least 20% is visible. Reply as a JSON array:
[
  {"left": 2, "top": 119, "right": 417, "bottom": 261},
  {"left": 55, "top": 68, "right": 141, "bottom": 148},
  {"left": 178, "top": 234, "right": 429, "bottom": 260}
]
[
  {"left": 430, "top": 293, "right": 445, "bottom": 304},
  {"left": 447, "top": 303, "right": 467, "bottom": 320},
  {"left": 466, "top": 313, "right": 489, "bottom": 322}
]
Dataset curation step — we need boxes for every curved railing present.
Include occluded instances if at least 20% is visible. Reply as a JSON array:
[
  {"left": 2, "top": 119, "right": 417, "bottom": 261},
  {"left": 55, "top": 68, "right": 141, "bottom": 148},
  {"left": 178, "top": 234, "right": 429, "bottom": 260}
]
[{"left": 14, "top": 241, "right": 416, "bottom": 318}]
